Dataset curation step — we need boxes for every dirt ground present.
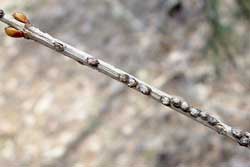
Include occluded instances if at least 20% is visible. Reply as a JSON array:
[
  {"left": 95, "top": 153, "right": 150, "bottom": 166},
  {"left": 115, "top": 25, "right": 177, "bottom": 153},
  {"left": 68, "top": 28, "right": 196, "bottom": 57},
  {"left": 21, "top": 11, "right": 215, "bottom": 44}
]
[{"left": 0, "top": 0, "right": 250, "bottom": 166}]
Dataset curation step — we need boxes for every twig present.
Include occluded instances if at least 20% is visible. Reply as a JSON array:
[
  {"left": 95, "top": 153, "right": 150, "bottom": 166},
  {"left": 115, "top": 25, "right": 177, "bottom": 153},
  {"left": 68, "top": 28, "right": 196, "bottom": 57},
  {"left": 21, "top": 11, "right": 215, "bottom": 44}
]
[{"left": 0, "top": 10, "right": 249, "bottom": 149}]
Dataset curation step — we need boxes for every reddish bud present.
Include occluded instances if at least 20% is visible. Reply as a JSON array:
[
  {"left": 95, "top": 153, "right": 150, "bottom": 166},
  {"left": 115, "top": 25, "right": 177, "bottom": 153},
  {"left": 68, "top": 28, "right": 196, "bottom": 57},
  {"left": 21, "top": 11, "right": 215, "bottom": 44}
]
[
  {"left": 4, "top": 26, "right": 24, "bottom": 38},
  {"left": 12, "top": 12, "right": 30, "bottom": 24}
]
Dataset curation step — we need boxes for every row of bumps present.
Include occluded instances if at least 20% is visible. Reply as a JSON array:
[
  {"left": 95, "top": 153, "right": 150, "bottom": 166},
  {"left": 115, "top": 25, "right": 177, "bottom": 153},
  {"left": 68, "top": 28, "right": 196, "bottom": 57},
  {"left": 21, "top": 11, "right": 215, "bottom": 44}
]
[
  {"left": 118, "top": 73, "right": 225, "bottom": 132},
  {"left": 50, "top": 41, "right": 250, "bottom": 148},
  {"left": 160, "top": 96, "right": 220, "bottom": 126},
  {"left": 231, "top": 128, "right": 250, "bottom": 147},
  {"left": 161, "top": 96, "right": 250, "bottom": 147}
]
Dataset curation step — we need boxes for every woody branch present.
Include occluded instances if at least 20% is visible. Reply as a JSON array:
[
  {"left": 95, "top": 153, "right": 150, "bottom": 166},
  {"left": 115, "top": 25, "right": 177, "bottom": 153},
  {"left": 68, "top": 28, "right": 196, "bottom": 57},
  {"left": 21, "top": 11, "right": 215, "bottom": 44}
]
[{"left": 0, "top": 9, "right": 249, "bottom": 149}]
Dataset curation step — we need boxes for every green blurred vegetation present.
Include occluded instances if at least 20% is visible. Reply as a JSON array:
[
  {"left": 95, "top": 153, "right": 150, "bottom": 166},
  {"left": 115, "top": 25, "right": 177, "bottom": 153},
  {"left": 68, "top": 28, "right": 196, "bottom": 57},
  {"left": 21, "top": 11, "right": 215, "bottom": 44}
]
[
  {"left": 237, "top": 0, "right": 250, "bottom": 19},
  {"left": 205, "top": 0, "right": 250, "bottom": 76}
]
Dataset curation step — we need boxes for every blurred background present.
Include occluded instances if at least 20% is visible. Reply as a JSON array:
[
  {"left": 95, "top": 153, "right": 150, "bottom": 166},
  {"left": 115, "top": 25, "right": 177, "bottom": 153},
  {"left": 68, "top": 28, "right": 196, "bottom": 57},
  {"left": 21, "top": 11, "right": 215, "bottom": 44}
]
[{"left": 0, "top": 0, "right": 250, "bottom": 166}]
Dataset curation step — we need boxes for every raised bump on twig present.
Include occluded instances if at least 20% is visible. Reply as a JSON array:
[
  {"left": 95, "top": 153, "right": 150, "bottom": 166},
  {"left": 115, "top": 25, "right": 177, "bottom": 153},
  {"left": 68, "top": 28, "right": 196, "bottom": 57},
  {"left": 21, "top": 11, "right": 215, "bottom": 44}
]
[
  {"left": 137, "top": 84, "right": 151, "bottom": 95},
  {"left": 215, "top": 124, "right": 227, "bottom": 135},
  {"left": 207, "top": 116, "right": 219, "bottom": 126},
  {"left": 180, "top": 101, "right": 189, "bottom": 112},
  {"left": 189, "top": 108, "right": 200, "bottom": 118},
  {"left": 239, "top": 136, "right": 249, "bottom": 147},
  {"left": 87, "top": 57, "right": 99, "bottom": 67},
  {"left": 161, "top": 96, "right": 170, "bottom": 106},
  {"left": 119, "top": 73, "right": 129, "bottom": 83},
  {"left": 199, "top": 111, "right": 208, "bottom": 120},
  {"left": 127, "top": 78, "right": 137, "bottom": 87},
  {"left": 171, "top": 97, "right": 181, "bottom": 108},
  {"left": 53, "top": 41, "right": 65, "bottom": 52},
  {"left": 231, "top": 128, "right": 243, "bottom": 139}
]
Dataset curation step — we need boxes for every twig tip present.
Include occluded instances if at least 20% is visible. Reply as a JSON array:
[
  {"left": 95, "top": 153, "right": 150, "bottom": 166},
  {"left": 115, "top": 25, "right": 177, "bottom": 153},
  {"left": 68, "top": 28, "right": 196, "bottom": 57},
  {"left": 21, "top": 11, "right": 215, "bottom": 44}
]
[{"left": 0, "top": 9, "right": 5, "bottom": 18}]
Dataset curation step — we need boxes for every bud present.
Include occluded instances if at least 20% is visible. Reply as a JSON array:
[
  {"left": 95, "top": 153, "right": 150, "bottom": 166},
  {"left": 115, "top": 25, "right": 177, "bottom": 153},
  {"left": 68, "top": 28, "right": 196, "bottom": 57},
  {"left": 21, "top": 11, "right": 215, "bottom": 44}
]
[
  {"left": 4, "top": 26, "right": 24, "bottom": 38},
  {"left": 12, "top": 12, "right": 30, "bottom": 24},
  {"left": 87, "top": 57, "right": 99, "bottom": 67}
]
